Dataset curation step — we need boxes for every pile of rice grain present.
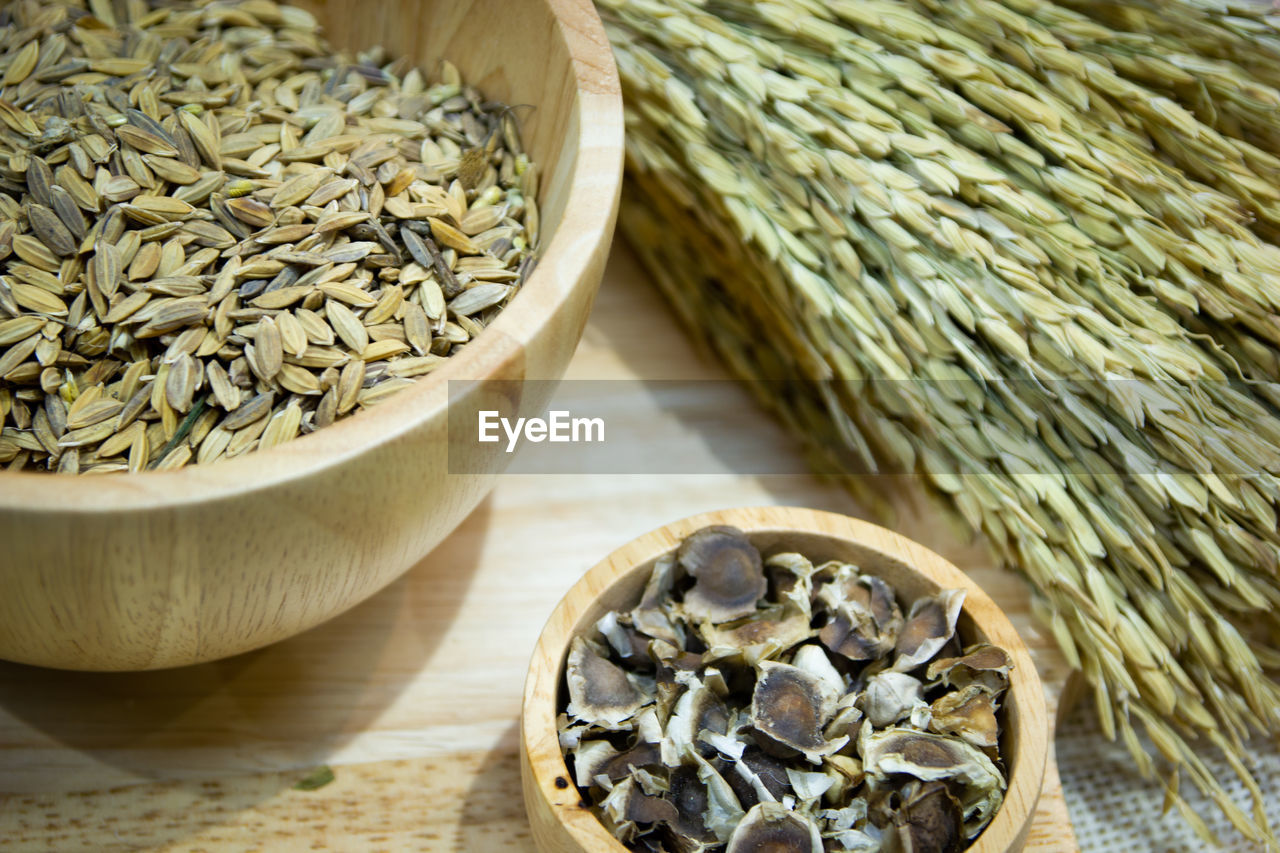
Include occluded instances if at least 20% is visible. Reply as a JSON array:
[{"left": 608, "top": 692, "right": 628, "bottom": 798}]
[{"left": 0, "top": 0, "right": 537, "bottom": 473}]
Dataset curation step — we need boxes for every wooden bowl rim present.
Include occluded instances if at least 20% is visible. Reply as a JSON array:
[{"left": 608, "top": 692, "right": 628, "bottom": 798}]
[
  {"left": 0, "top": 0, "right": 623, "bottom": 510},
  {"left": 521, "top": 506, "right": 1048, "bottom": 853}
]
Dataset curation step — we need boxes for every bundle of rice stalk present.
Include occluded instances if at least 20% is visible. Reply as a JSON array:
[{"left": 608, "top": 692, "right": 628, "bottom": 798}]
[{"left": 600, "top": 0, "right": 1280, "bottom": 843}]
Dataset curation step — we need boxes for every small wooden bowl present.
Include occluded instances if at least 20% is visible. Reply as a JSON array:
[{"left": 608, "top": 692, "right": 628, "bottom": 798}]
[
  {"left": 521, "top": 506, "right": 1048, "bottom": 853},
  {"left": 0, "top": 0, "right": 622, "bottom": 670}
]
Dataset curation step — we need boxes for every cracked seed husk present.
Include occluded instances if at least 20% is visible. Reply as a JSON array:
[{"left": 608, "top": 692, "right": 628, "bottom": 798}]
[{"left": 560, "top": 532, "right": 1011, "bottom": 851}]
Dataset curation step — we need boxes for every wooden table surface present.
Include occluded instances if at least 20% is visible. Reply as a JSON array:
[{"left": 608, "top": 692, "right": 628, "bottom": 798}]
[{"left": 0, "top": 244, "right": 1080, "bottom": 852}]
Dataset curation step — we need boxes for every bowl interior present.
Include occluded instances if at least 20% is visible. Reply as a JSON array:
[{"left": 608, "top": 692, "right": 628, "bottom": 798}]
[
  {"left": 0, "top": 0, "right": 618, "bottom": 505},
  {"left": 294, "top": 0, "right": 578, "bottom": 236},
  {"left": 557, "top": 529, "right": 1024, "bottom": 774},
  {"left": 525, "top": 510, "right": 1045, "bottom": 853}
]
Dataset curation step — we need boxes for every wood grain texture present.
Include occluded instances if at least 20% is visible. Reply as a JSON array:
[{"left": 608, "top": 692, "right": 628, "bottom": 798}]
[
  {"left": 0, "top": 245, "right": 1079, "bottom": 851},
  {"left": 520, "top": 506, "right": 1047, "bottom": 853},
  {"left": 0, "top": 0, "right": 624, "bottom": 671}
]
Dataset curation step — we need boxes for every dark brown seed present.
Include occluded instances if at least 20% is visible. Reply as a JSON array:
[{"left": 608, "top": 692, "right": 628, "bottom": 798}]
[
  {"left": 44, "top": 394, "right": 67, "bottom": 438},
  {"left": 49, "top": 186, "right": 88, "bottom": 241},
  {"left": 401, "top": 225, "right": 433, "bottom": 269},
  {"left": 126, "top": 109, "right": 178, "bottom": 147},
  {"left": 99, "top": 205, "right": 127, "bottom": 244},
  {"left": 35, "top": 59, "right": 89, "bottom": 83},
  {"left": 116, "top": 383, "right": 152, "bottom": 431},
  {"left": 457, "top": 147, "right": 488, "bottom": 190},
  {"left": 26, "top": 157, "right": 53, "bottom": 208},
  {"left": 315, "top": 387, "right": 337, "bottom": 428},
  {"left": 27, "top": 204, "right": 78, "bottom": 257},
  {"left": 170, "top": 124, "right": 203, "bottom": 170},
  {"left": 221, "top": 391, "right": 274, "bottom": 430},
  {"left": 403, "top": 224, "right": 462, "bottom": 297}
]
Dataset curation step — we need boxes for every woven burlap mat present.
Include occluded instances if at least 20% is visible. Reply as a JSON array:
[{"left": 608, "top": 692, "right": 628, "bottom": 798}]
[{"left": 1057, "top": 698, "right": 1279, "bottom": 851}]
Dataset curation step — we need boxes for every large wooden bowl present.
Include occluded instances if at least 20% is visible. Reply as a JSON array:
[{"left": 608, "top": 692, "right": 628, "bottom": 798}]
[
  {"left": 0, "top": 0, "right": 622, "bottom": 670},
  {"left": 522, "top": 506, "right": 1048, "bottom": 853}
]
